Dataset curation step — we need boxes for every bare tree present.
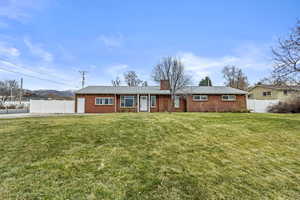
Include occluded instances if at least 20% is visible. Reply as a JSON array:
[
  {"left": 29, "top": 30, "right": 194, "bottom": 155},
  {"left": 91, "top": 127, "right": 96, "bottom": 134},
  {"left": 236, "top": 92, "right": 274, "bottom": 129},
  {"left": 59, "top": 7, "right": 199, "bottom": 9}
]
[
  {"left": 111, "top": 76, "right": 121, "bottom": 86},
  {"left": 152, "top": 56, "right": 191, "bottom": 111},
  {"left": 258, "top": 76, "right": 289, "bottom": 86},
  {"left": 0, "top": 81, "right": 8, "bottom": 106},
  {"left": 272, "top": 20, "right": 300, "bottom": 84},
  {"left": 0, "top": 80, "right": 19, "bottom": 105},
  {"left": 124, "top": 71, "right": 143, "bottom": 86},
  {"left": 222, "top": 65, "right": 248, "bottom": 90}
]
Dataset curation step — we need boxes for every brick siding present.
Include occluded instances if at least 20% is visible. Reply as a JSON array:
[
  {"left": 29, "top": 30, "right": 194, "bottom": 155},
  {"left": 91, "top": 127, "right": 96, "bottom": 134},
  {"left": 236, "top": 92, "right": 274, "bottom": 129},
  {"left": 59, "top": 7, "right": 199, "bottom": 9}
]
[
  {"left": 75, "top": 94, "right": 246, "bottom": 113},
  {"left": 186, "top": 94, "right": 246, "bottom": 112}
]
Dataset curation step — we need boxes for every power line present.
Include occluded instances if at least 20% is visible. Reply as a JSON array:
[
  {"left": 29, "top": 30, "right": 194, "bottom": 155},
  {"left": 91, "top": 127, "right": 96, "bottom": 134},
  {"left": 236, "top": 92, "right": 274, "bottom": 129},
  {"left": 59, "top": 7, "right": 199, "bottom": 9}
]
[
  {"left": 79, "top": 70, "right": 88, "bottom": 88},
  {"left": 0, "top": 66, "right": 75, "bottom": 87}
]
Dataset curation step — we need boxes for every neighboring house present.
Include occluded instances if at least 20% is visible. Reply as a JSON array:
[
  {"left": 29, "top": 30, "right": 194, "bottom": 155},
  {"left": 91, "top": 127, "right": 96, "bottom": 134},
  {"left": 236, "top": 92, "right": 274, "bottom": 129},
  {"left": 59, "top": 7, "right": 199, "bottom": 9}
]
[
  {"left": 75, "top": 80, "right": 247, "bottom": 113},
  {"left": 248, "top": 84, "right": 300, "bottom": 101}
]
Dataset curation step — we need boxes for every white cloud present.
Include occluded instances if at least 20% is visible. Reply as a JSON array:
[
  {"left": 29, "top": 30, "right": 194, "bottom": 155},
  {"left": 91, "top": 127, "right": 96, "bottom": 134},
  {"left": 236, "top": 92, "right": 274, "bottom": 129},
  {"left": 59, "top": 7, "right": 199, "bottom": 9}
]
[
  {"left": 89, "top": 65, "right": 97, "bottom": 70},
  {"left": 0, "top": 59, "right": 37, "bottom": 76},
  {"left": 0, "top": 36, "right": 78, "bottom": 90},
  {"left": 179, "top": 44, "right": 272, "bottom": 84},
  {"left": 24, "top": 37, "right": 53, "bottom": 62},
  {"left": 0, "top": 59, "right": 79, "bottom": 90},
  {"left": 0, "top": 42, "right": 20, "bottom": 57},
  {"left": 58, "top": 45, "right": 75, "bottom": 62},
  {"left": 98, "top": 34, "right": 124, "bottom": 48},
  {"left": 106, "top": 64, "right": 128, "bottom": 76},
  {"left": 0, "top": 0, "right": 46, "bottom": 22}
]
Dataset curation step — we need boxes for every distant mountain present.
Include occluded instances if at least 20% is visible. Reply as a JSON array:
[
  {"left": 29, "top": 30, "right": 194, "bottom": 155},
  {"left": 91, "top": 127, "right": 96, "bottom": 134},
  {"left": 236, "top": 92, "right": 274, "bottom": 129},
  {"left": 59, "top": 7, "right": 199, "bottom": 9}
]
[
  {"left": 32, "top": 90, "right": 75, "bottom": 97},
  {"left": 23, "top": 89, "right": 75, "bottom": 100}
]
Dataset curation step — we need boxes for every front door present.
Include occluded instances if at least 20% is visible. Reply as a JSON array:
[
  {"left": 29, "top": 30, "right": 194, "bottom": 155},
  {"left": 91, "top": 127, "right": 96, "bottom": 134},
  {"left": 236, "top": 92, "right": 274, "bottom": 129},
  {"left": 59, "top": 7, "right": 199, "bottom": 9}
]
[
  {"left": 77, "top": 98, "right": 85, "bottom": 113},
  {"left": 140, "top": 96, "right": 148, "bottom": 112}
]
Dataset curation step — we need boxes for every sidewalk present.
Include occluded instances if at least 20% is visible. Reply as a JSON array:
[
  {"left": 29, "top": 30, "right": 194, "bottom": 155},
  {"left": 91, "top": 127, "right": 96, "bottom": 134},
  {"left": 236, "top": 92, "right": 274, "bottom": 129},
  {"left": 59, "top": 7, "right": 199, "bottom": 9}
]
[
  {"left": 0, "top": 113, "right": 74, "bottom": 119},
  {"left": 0, "top": 113, "right": 104, "bottom": 119}
]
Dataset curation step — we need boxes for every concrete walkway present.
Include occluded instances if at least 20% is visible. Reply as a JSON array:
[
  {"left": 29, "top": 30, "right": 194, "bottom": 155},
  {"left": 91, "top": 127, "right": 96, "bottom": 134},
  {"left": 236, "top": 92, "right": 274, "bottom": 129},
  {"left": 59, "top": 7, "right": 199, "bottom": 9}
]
[{"left": 0, "top": 113, "right": 76, "bottom": 119}]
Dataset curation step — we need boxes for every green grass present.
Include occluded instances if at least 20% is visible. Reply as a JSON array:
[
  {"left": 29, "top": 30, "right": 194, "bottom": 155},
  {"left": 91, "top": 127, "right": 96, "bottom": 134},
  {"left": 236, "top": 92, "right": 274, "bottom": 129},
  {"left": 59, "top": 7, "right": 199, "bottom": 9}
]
[{"left": 0, "top": 113, "right": 300, "bottom": 200}]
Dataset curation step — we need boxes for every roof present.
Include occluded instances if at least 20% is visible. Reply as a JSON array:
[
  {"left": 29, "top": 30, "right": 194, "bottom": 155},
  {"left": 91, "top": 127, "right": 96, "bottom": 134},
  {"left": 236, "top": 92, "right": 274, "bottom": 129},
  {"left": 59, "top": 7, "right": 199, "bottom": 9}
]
[
  {"left": 249, "top": 84, "right": 300, "bottom": 91},
  {"left": 75, "top": 86, "right": 247, "bottom": 95}
]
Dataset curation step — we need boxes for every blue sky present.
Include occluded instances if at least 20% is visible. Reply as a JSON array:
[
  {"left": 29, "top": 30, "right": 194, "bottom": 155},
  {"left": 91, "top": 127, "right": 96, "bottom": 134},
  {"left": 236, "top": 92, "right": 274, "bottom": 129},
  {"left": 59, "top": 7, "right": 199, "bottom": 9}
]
[{"left": 0, "top": 0, "right": 299, "bottom": 90}]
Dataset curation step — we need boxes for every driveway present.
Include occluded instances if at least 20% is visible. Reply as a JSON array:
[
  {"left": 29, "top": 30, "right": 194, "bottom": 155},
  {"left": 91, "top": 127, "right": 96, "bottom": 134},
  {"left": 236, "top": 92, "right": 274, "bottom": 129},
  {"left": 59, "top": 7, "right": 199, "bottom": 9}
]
[
  {"left": 0, "top": 108, "right": 29, "bottom": 114},
  {"left": 0, "top": 113, "right": 104, "bottom": 119},
  {"left": 0, "top": 113, "right": 74, "bottom": 119}
]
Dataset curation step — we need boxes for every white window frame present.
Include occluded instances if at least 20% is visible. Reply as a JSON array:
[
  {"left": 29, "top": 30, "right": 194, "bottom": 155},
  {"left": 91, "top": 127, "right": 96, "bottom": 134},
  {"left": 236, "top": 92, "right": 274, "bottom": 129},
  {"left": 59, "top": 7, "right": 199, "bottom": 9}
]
[
  {"left": 221, "top": 95, "right": 236, "bottom": 101},
  {"left": 193, "top": 95, "right": 208, "bottom": 101},
  {"left": 120, "top": 95, "right": 136, "bottom": 108},
  {"left": 150, "top": 96, "right": 157, "bottom": 107},
  {"left": 174, "top": 96, "right": 180, "bottom": 108},
  {"left": 95, "top": 97, "right": 114, "bottom": 105}
]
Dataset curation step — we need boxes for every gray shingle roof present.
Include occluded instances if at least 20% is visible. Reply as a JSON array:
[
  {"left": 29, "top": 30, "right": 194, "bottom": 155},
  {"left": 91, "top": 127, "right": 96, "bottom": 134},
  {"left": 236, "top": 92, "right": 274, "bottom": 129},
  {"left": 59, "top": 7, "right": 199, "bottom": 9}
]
[
  {"left": 76, "top": 86, "right": 247, "bottom": 95},
  {"left": 250, "top": 84, "right": 300, "bottom": 91}
]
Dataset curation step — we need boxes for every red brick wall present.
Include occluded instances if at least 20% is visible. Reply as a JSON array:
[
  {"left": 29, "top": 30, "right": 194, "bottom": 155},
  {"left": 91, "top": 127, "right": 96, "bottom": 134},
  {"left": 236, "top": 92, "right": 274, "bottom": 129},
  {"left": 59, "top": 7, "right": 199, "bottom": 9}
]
[
  {"left": 76, "top": 94, "right": 116, "bottom": 113},
  {"left": 186, "top": 94, "right": 246, "bottom": 112},
  {"left": 160, "top": 80, "right": 170, "bottom": 90},
  {"left": 75, "top": 94, "right": 246, "bottom": 113},
  {"left": 158, "top": 95, "right": 186, "bottom": 112},
  {"left": 76, "top": 94, "right": 139, "bottom": 113}
]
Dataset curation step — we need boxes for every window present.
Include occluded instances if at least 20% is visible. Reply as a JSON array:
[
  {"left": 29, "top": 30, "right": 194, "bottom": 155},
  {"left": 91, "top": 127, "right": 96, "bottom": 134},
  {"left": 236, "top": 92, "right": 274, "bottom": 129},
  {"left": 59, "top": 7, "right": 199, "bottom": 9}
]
[
  {"left": 262, "top": 91, "right": 272, "bottom": 96},
  {"left": 193, "top": 95, "right": 208, "bottom": 101},
  {"left": 222, "top": 95, "right": 236, "bottom": 101},
  {"left": 174, "top": 96, "right": 180, "bottom": 108},
  {"left": 95, "top": 97, "right": 114, "bottom": 105},
  {"left": 121, "top": 96, "right": 136, "bottom": 108},
  {"left": 151, "top": 96, "right": 157, "bottom": 107},
  {"left": 283, "top": 90, "right": 288, "bottom": 95}
]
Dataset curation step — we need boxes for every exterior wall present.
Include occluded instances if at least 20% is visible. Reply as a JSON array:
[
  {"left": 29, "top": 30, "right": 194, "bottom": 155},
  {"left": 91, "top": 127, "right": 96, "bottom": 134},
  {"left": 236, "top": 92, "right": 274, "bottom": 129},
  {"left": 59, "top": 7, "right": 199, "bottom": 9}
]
[
  {"left": 248, "top": 87, "right": 280, "bottom": 100},
  {"left": 248, "top": 86, "right": 300, "bottom": 101},
  {"left": 76, "top": 94, "right": 116, "bottom": 113},
  {"left": 186, "top": 94, "right": 246, "bottom": 112},
  {"left": 75, "top": 94, "right": 245, "bottom": 113},
  {"left": 160, "top": 80, "right": 170, "bottom": 90},
  {"left": 157, "top": 95, "right": 186, "bottom": 112}
]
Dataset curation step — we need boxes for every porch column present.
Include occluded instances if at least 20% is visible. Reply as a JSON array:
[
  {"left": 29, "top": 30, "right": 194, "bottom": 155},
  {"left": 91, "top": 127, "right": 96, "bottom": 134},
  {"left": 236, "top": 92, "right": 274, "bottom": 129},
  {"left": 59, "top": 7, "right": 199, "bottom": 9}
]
[
  {"left": 148, "top": 94, "right": 150, "bottom": 112},
  {"left": 186, "top": 94, "right": 189, "bottom": 112},
  {"left": 137, "top": 94, "right": 140, "bottom": 112},
  {"left": 114, "top": 94, "right": 117, "bottom": 112}
]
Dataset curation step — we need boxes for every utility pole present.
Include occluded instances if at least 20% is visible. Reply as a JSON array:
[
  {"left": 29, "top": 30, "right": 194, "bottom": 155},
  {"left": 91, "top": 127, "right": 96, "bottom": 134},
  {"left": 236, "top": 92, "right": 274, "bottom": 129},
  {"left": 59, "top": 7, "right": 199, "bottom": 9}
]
[
  {"left": 79, "top": 71, "right": 88, "bottom": 88},
  {"left": 19, "top": 78, "right": 23, "bottom": 104},
  {"left": 10, "top": 87, "right": 13, "bottom": 102}
]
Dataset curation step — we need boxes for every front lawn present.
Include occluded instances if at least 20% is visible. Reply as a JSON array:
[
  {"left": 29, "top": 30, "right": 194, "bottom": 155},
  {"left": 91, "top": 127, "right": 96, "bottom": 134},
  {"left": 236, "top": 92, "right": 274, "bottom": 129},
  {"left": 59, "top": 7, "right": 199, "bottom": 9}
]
[{"left": 0, "top": 113, "right": 299, "bottom": 199}]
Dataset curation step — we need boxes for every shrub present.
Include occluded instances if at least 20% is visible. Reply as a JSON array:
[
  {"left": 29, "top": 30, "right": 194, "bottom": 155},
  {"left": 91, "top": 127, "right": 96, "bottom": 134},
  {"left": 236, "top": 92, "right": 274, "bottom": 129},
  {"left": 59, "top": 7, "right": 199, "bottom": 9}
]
[
  {"left": 233, "top": 108, "right": 251, "bottom": 113},
  {"left": 268, "top": 97, "right": 300, "bottom": 113},
  {"left": 6, "top": 105, "right": 16, "bottom": 109}
]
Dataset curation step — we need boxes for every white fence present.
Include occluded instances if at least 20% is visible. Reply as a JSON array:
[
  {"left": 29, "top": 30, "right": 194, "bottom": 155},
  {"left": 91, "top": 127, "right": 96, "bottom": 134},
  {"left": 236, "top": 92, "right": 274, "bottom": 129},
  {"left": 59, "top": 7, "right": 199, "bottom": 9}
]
[
  {"left": 30, "top": 100, "right": 75, "bottom": 114},
  {"left": 247, "top": 99, "right": 279, "bottom": 113}
]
